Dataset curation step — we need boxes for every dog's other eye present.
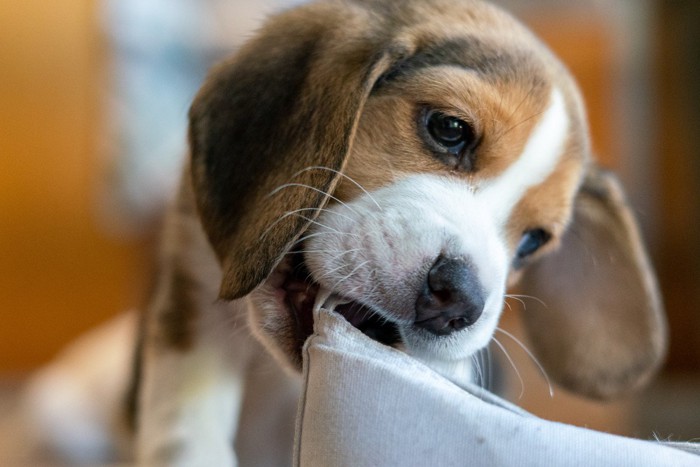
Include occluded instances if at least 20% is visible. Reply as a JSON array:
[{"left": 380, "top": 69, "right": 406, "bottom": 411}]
[
  {"left": 426, "top": 111, "right": 476, "bottom": 155},
  {"left": 516, "top": 229, "right": 551, "bottom": 258}
]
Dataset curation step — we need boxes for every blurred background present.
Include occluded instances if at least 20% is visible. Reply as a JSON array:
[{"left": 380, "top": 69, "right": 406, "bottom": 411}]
[{"left": 0, "top": 0, "right": 698, "bottom": 446}]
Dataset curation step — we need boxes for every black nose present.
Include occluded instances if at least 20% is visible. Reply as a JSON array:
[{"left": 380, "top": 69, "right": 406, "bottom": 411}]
[{"left": 415, "top": 256, "right": 485, "bottom": 336}]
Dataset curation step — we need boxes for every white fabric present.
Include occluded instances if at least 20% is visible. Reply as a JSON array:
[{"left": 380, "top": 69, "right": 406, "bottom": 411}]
[{"left": 295, "top": 309, "right": 699, "bottom": 466}]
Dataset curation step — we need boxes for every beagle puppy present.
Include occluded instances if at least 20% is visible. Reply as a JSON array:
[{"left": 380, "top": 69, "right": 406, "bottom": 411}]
[{"left": 133, "top": 0, "right": 667, "bottom": 464}]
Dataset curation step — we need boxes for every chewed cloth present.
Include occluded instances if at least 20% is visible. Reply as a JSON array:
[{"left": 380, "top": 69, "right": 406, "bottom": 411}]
[{"left": 294, "top": 307, "right": 698, "bottom": 466}]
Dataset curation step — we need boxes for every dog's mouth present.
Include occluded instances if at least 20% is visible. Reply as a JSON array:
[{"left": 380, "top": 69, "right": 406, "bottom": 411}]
[{"left": 268, "top": 249, "right": 401, "bottom": 353}]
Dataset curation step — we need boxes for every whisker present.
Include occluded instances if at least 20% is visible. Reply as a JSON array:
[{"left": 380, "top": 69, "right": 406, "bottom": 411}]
[
  {"left": 492, "top": 337, "right": 525, "bottom": 400},
  {"left": 267, "top": 182, "right": 364, "bottom": 218},
  {"left": 360, "top": 303, "right": 376, "bottom": 323},
  {"left": 480, "top": 347, "right": 491, "bottom": 390},
  {"left": 293, "top": 230, "right": 359, "bottom": 246},
  {"left": 301, "top": 248, "right": 365, "bottom": 284},
  {"left": 507, "top": 294, "right": 548, "bottom": 308},
  {"left": 504, "top": 294, "right": 527, "bottom": 311},
  {"left": 503, "top": 299, "right": 513, "bottom": 312},
  {"left": 310, "top": 262, "right": 352, "bottom": 285},
  {"left": 496, "top": 327, "right": 553, "bottom": 397},
  {"left": 303, "top": 206, "right": 359, "bottom": 224},
  {"left": 260, "top": 208, "right": 350, "bottom": 239},
  {"left": 342, "top": 282, "right": 366, "bottom": 301},
  {"left": 363, "top": 280, "right": 381, "bottom": 305},
  {"left": 291, "top": 166, "right": 383, "bottom": 212},
  {"left": 475, "top": 348, "right": 484, "bottom": 388},
  {"left": 288, "top": 247, "right": 362, "bottom": 256},
  {"left": 484, "top": 345, "right": 493, "bottom": 392},
  {"left": 471, "top": 354, "right": 484, "bottom": 388},
  {"left": 330, "top": 260, "right": 370, "bottom": 292},
  {"left": 260, "top": 206, "right": 359, "bottom": 241},
  {"left": 299, "top": 215, "right": 348, "bottom": 236}
]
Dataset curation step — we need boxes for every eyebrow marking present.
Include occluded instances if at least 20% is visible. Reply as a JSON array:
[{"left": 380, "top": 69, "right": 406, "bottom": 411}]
[{"left": 373, "top": 36, "right": 530, "bottom": 92}]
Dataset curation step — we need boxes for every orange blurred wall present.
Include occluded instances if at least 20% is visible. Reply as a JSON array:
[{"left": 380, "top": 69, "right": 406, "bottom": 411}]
[{"left": 0, "top": 0, "right": 150, "bottom": 372}]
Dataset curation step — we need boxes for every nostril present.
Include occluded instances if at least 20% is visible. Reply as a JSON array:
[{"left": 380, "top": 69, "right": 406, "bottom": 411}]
[{"left": 415, "top": 255, "right": 485, "bottom": 336}]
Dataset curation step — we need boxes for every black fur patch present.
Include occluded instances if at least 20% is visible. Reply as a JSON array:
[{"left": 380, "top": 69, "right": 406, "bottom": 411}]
[
  {"left": 374, "top": 36, "right": 541, "bottom": 93},
  {"left": 189, "top": 36, "right": 320, "bottom": 255}
]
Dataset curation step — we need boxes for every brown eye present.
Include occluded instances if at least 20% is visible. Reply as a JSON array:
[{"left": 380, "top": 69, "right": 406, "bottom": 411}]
[
  {"left": 517, "top": 229, "right": 551, "bottom": 259},
  {"left": 426, "top": 111, "right": 476, "bottom": 155}
]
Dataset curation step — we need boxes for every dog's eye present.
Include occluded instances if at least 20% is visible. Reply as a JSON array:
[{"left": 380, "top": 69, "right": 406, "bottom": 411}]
[
  {"left": 516, "top": 229, "right": 551, "bottom": 258},
  {"left": 426, "top": 111, "right": 475, "bottom": 155}
]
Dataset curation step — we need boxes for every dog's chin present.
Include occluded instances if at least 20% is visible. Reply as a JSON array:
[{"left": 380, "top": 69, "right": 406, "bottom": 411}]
[
  {"left": 250, "top": 250, "right": 495, "bottom": 371},
  {"left": 401, "top": 312, "right": 499, "bottom": 362}
]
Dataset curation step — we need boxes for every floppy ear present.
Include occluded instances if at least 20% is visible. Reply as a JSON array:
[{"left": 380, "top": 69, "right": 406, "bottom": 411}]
[
  {"left": 188, "top": 4, "right": 410, "bottom": 299},
  {"left": 518, "top": 165, "right": 667, "bottom": 399}
]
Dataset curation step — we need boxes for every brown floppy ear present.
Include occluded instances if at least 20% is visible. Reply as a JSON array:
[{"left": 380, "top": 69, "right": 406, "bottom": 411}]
[
  {"left": 188, "top": 4, "right": 410, "bottom": 299},
  {"left": 518, "top": 165, "right": 667, "bottom": 399}
]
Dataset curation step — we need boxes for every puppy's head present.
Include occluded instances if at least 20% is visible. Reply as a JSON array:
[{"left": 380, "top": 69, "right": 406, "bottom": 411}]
[{"left": 189, "top": 0, "right": 666, "bottom": 399}]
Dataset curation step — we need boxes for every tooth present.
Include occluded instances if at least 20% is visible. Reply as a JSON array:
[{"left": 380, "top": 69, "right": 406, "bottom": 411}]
[
  {"left": 313, "top": 287, "right": 355, "bottom": 316},
  {"left": 313, "top": 287, "right": 334, "bottom": 314}
]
